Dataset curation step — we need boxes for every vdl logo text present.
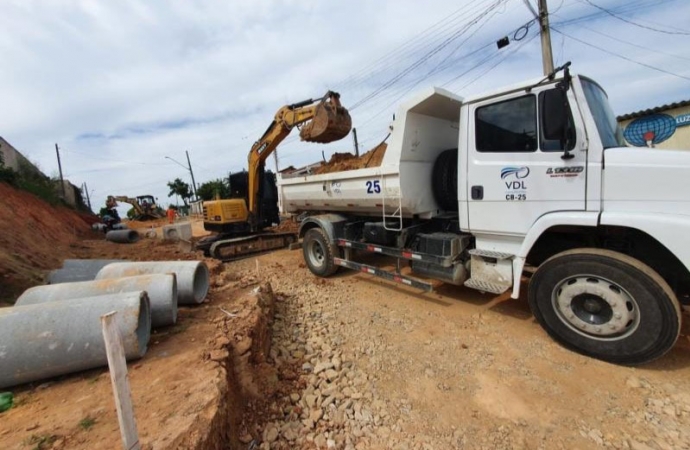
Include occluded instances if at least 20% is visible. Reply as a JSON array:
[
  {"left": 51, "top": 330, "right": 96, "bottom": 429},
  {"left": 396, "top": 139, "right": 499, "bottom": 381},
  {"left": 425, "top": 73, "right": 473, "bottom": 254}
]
[
  {"left": 501, "top": 166, "right": 530, "bottom": 190},
  {"left": 505, "top": 180, "right": 526, "bottom": 189}
]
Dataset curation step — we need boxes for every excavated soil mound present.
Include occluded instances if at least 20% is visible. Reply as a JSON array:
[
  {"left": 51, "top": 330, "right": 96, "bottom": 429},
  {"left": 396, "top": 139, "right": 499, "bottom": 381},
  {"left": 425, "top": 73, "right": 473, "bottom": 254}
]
[
  {"left": 311, "top": 142, "right": 387, "bottom": 175},
  {"left": 0, "top": 183, "right": 96, "bottom": 302}
]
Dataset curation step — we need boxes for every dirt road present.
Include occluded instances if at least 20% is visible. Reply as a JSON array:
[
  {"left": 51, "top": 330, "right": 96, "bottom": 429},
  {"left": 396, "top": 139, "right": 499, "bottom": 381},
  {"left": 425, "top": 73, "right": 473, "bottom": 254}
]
[
  {"left": 1, "top": 225, "right": 689, "bottom": 449},
  {"left": 234, "top": 248, "right": 690, "bottom": 450}
]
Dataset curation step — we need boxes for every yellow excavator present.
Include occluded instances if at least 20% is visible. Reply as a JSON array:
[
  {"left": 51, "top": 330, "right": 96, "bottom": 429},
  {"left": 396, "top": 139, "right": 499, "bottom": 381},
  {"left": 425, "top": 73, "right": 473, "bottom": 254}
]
[
  {"left": 198, "top": 91, "right": 352, "bottom": 260},
  {"left": 105, "top": 195, "right": 164, "bottom": 221}
]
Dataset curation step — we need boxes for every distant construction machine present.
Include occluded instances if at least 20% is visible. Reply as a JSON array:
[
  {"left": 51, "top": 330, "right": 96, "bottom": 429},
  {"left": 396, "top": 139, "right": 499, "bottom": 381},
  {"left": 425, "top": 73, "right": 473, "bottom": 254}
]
[
  {"left": 105, "top": 195, "right": 164, "bottom": 221},
  {"left": 197, "top": 91, "right": 352, "bottom": 260}
]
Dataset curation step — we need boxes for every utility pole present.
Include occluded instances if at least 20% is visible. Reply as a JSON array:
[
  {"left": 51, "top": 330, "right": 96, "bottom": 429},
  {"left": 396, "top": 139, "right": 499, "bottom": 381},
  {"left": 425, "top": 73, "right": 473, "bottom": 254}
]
[
  {"left": 352, "top": 128, "right": 360, "bottom": 157},
  {"left": 538, "top": 0, "right": 555, "bottom": 75},
  {"left": 83, "top": 182, "right": 92, "bottom": 211},
  {"left": 55, "top": 143, "right": 66, "bottom": 198},
  {"left": 185, "top": 150, "right": 198, "bottom": 201},
  {"left": 273, "top": 149, "right": 279, "bottom": 173}
]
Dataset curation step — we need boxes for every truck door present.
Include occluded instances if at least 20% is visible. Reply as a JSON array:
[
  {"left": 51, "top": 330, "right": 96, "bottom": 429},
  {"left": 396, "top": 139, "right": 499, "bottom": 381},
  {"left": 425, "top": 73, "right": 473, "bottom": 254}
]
[{"left": 466, "top": 85, "right": 587, "bottom": 235}]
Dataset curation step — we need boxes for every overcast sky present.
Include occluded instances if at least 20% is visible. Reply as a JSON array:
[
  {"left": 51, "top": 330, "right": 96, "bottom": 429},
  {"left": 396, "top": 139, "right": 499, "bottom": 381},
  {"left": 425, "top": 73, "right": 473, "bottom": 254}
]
[{"left": 1, "top": 0, "right": 689, "bottom": 213}]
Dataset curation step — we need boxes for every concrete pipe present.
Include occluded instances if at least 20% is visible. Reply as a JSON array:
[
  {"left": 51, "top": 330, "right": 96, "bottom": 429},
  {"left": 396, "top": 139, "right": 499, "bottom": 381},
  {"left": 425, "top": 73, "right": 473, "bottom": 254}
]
[
  {"left": 96, "top": 261, "right": 209, "bottom": 305},
  {"left": 48, "top": 259, "right": 126, "bottom": 284},
  {"left": 111, "top": 223, "right": 128, "bottom": 230},
  {"left": 61, "top": 259, "right": 126, "bottom": 269},
  {"left": 0, "top": 292, "right": 150, "bottom": 389},
  {"left": 106, "top": 229, "right": 140, "bottom": 244},
  {"left": 16, "top": 274, "right": 177, "bottom": 327}
]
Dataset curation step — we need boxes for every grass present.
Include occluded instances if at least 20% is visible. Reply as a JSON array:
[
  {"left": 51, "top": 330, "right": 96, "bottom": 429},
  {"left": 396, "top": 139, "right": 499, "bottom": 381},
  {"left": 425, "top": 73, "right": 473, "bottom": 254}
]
[
  {"left": 78, "top": 416, "right": 96, "bottom": 431},
  {"left": 24, "top": 434, "right": 56, "bottom": 450}
]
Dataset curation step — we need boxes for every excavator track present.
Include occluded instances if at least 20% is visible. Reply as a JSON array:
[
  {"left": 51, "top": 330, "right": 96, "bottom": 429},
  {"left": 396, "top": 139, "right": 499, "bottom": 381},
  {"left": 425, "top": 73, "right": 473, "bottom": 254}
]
[{"left": 209, "top": 232, "right": 297, "bottom": 262}]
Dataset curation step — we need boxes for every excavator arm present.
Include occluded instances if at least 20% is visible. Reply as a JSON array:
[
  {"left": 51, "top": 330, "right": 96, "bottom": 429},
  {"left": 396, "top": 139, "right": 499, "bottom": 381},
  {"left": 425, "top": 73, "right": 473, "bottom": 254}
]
[
  {"left": 107, "top": 196, "right": 144, "bottom": 216},
  {"left": 246, "top": 91, "right": 351, "bottom": 228}
]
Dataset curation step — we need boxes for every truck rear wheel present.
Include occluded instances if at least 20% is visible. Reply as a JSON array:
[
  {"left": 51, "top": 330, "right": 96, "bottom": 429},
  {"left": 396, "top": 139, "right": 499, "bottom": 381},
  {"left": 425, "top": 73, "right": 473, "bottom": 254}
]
[
  {"left": 528, "top": 249, "right": 681, "bottom": 365},
  {"left": 432, "top": 148, "right": 458, "bottom": 212},
  {"left": 303, "top": 228, "right": 339, "bottom": 277}
]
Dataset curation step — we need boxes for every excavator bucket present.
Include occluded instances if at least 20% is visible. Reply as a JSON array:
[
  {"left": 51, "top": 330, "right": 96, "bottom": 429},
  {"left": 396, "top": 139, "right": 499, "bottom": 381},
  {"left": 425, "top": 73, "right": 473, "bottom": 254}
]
[{"left": 300, "top": 101, "right": 352, "bottom": 144}]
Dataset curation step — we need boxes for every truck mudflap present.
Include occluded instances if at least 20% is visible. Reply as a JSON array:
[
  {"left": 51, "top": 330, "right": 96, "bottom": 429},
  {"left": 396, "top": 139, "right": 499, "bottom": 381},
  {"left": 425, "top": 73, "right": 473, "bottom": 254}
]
[
  {"left": 333, "top": 257, "right": 434, "bottom": 292},
  {"left": 209, "top": 232, "right": 297, "bottom": 262}
]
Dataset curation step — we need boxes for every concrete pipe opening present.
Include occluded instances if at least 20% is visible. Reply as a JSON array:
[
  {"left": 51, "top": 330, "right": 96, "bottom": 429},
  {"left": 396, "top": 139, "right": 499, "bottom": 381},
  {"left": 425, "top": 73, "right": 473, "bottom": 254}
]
[
  {"left": 16, "top": 274, "right": 177, "bottom": 328},
  {"left": 95, "top": 261, "right": 210, "bottom": 304},
  {"left": 106, "top": 229, "right": 140, "bottom": 244}
]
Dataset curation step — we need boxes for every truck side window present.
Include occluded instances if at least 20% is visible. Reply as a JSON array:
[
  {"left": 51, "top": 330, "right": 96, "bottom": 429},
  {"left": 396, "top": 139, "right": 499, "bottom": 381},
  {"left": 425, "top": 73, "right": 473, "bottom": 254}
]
[
  {"left": 475, "top": 95, "right": 537, "bottom": 152},
  {"left": 539, "top": 90, "right": 576, "bottom": 152}
]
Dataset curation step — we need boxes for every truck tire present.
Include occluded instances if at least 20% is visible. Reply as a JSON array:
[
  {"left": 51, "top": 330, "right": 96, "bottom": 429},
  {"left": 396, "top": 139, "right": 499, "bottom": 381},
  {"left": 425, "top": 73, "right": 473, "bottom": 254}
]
[
  {"left": 432, "top": 149, "right": 458, "bottom": 212},
  {"left": 303, "top": 228, "right": 339, "bottom": 277},
  {"left": 528, "top": 248, "right": 681, "bottom": 365}
]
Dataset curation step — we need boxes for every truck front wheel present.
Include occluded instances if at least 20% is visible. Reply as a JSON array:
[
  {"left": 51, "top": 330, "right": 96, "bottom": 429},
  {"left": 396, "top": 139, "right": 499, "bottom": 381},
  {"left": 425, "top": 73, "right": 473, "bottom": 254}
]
[
  {"left": 528, "top": 249, "right": 681, "bottom": 365},
  {"left": 303, "top": 228, "right": 339, "bottom": 277}
]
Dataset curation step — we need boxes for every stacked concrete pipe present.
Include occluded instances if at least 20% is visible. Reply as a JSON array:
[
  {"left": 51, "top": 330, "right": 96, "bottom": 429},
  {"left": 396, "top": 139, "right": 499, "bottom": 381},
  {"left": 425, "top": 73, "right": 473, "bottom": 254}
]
[
  {"left": 95, "top": 261, "right": 210, "bottom": 304},
  {"left": 106, "top": 229, "right": 140, "bottom": 244},
  {"left": 48, "top": 259, "right": 126, "bottom": 284},
  {"left": 0, "top": 292, "right": 150, "bottom": 389},
  {"left": 16, "top": 274, "right": 177, "bottom": 327}
]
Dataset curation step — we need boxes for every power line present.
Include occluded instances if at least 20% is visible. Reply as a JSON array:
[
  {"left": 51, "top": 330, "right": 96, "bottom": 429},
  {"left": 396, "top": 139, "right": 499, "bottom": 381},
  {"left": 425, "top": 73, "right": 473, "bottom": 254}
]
[
  {"left": 579, "top": 0, "right": 690, "bottom": 36},
  {"left": 347, "top": 0, "right": 510, "bottom": 110},
  {"left": 562, "top": 21, "right": 690, "bottom": 63},
  {"left": 556, "top": 0, "right": 681, "bottom": 27},
  {"left": 446, "top": 31, "right": 540, "bottom": 91},
  {"left": 551, "top": 27, "right": 690, "bottom": 82},
  {"left": 333, "top": 0, "right": 498, "bottom": 92}
]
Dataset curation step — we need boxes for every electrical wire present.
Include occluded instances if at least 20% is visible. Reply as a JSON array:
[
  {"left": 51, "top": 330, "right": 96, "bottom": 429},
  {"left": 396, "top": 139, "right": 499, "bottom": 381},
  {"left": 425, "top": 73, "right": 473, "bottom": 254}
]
[
  {"left": 579, "top": 0, "right": 690, "bottom": 36},
  {"left": 347, "top": 0, "right": 510, "bottom": 111},
  {"left": 562, "top": 21, "right": 690, "bottom": 62},
  {"left": 522, "top": 0, "right": 539, "bottom": 19},
  {"left": 333, "top": 0, "right": 498, "bottom": 92},
  {"left": 551, "top": 27, "right": 690, "bottom": 82},
  {"left": 556, "top": 0, "right": 680, "bottom": 27}
]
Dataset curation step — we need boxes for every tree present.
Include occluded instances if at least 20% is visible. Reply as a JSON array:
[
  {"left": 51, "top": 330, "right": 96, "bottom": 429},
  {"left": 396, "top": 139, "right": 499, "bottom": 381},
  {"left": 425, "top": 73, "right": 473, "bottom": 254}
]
[
  {"left": 197, "top": 179, "right": 230, "bottom": 201},
  {"left": 167, "top": 178, "right": 192, "bottom": 206}
]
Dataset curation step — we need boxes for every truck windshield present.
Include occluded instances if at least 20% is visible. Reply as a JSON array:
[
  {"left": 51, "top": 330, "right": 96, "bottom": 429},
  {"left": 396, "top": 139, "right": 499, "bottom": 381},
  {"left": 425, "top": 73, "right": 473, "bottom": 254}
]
[{"left": 581, "top": 78, "right": 625, "bottom": 149}]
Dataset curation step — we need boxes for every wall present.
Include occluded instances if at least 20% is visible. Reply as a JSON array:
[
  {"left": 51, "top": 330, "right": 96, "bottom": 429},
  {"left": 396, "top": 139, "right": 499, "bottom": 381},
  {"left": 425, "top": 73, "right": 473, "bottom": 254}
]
[
  {"left": 618, "top": 104, "right": 690, "bottom": 150},
  {"left": 0, "top": 137, "right": 84, "bottom": 208},
  {"left": 0, "top": 136, "right": 43, "bottom": 176}
]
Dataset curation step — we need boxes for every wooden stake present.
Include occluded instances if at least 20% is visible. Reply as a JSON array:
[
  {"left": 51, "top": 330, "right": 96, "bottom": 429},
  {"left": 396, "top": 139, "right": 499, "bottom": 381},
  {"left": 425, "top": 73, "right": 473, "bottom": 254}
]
[{"left": 101, "top": 311, "right": 141, "bottom": 450}]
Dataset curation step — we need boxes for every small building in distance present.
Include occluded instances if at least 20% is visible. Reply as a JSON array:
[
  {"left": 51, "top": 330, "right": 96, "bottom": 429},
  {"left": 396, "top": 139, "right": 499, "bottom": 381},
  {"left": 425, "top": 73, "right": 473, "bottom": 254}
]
[{"left": 617, "top": 100, "right": 690, "bottom": 150}]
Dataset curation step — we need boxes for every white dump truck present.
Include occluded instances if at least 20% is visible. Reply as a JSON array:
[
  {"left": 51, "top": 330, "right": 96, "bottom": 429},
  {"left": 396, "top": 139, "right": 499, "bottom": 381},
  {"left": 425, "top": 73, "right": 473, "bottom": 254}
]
[{"left": 278, "top": 64, "right": 690, "bottom": 365}]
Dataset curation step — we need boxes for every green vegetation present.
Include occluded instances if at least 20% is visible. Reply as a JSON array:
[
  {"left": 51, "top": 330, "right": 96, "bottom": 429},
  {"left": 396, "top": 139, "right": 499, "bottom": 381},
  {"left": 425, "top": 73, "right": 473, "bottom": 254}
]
[
  {"left": 25, "top": 434, "right": 57, "bottom": 450},
  {"left": 197, "top": 178, "right": 230, "bottom": 201},
  {"left": 0, "top": 158, "right": 62, "bottom": 206},
  {"left": 167, "top": 178, "right": 192, "bottom": 206},
  {"left": 78, "top": 416, "right": 96, "bottom": 430}
]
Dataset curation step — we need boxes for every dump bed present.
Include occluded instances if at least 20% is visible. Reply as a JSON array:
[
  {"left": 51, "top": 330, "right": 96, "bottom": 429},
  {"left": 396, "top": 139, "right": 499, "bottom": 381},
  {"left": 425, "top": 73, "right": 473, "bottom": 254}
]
[{"left": 278, "top": 87, "right": 464, "bottom": 219}]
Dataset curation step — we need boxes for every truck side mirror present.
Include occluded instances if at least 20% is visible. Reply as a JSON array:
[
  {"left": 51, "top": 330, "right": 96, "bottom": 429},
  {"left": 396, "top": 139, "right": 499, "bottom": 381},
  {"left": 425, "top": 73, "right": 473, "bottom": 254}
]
[{"left": 542, "top": 89, "right": 567, "bottom": 141}]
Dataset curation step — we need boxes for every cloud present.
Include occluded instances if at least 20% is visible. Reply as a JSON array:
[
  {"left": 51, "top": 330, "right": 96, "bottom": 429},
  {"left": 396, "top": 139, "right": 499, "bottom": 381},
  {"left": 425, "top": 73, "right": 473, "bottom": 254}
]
[{"left": 1, "top": 0, "right": 688, "bottom": 211}]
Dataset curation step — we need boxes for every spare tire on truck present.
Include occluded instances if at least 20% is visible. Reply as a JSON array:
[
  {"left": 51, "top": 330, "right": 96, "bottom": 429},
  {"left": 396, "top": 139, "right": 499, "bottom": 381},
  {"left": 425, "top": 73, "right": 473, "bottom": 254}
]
[{"left": 432, "top": 148, "right": 458, "bottom": 212}]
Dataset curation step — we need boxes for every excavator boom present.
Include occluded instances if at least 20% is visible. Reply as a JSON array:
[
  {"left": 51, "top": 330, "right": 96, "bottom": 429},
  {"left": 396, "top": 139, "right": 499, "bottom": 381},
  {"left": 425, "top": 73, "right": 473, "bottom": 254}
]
[
  {"left": 201, "top": 91, "right": 352, "bottom": 262},
  {"left": 247, "top": 91, "right": 352, "bottom": 222}
]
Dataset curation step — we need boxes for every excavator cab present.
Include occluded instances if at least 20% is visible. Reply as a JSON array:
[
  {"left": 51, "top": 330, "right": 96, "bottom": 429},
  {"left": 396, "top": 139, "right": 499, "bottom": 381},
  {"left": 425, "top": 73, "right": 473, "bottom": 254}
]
[{"left": 299, "top": 92, "right": 352, "bottom": 143}]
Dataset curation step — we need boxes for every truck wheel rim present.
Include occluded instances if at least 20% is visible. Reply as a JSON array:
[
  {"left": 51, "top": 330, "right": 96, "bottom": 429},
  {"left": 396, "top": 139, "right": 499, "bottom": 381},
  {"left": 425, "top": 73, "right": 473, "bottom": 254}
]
[
  {"left": 308, "top": 240, "right": 325, "bottom": 268},
  {"left": 551, "top": 275, "right": 640, "bottom": 341}
]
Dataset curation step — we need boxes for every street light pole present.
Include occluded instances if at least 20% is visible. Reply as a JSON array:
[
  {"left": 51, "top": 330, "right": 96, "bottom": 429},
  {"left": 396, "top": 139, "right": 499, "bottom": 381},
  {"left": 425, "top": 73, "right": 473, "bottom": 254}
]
[
  {"left": 185, "top": 150, "right": 198, "bottom": 201},
  {"left": 165, "top": 153, "right": 198, "bottom": 201}
]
